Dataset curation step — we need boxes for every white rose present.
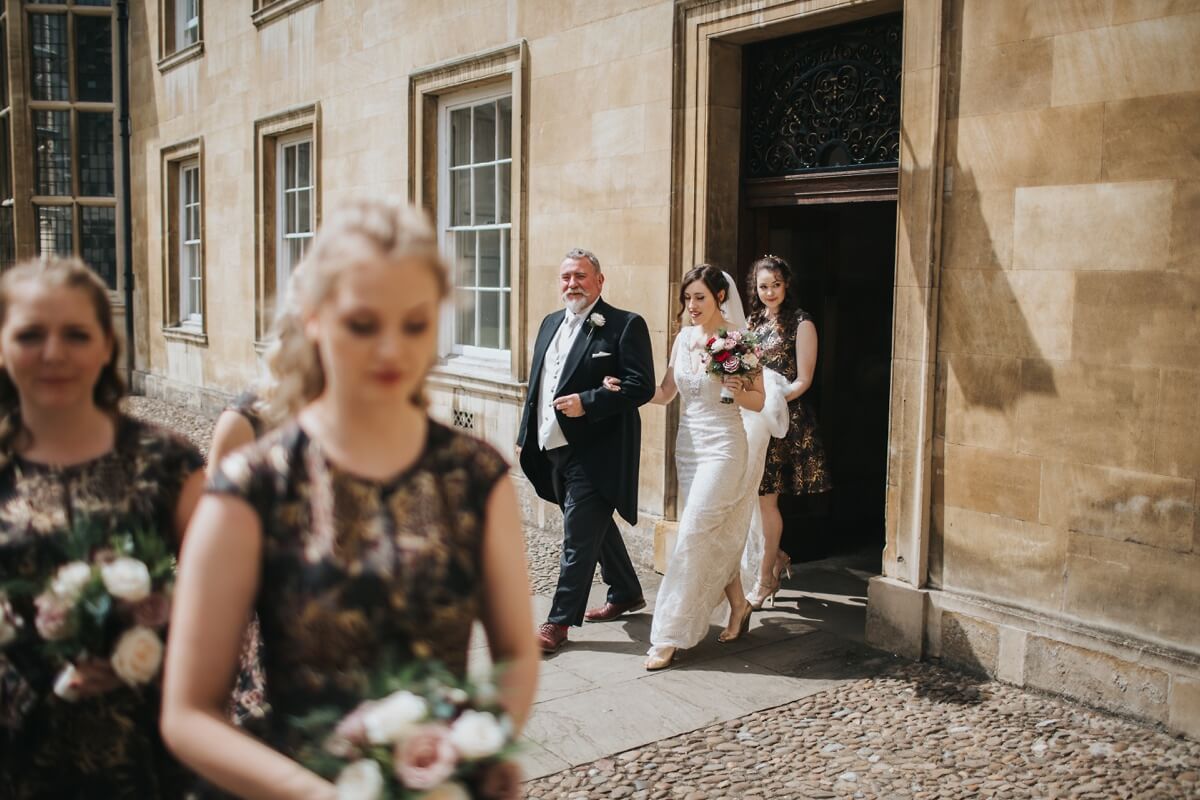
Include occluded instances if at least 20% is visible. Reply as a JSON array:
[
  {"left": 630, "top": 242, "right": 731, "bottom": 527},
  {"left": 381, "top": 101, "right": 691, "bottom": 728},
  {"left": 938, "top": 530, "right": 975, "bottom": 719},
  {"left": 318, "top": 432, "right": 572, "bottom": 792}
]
[
  {"left": 100, "top": 557, "right": 152, "bottom": 602},
  {"left": 53, "top": 664, "right": 81, "bottom": 702},
  {"left": 742, "top": 353, "right": 759, "bottom": 369},
  {"left": 589, "top": 312, "right": 606, "bottom": 328},
  {"left": 421, "top": 782, "right": 472, "bottom": 800},
  {"left": 51, "top": 561, "right": 93, "bottom": 603},
  {"left": 710, "top": 337, "right": 728, "bottom": 352},
  {"left": 335, "top": 759, "right": 385, "bottom": 800},
  {"left": 0, "top": 593, "right": 20, "bottom": 647},
  {"left": 362, "top": 690, "right": 428, "bottom": 744},
  {"left": 449, "top": 710, "right": 506, "bottom": 760},
  {"left": 110, "top": 626, "right": 164, "bottom": 686}
]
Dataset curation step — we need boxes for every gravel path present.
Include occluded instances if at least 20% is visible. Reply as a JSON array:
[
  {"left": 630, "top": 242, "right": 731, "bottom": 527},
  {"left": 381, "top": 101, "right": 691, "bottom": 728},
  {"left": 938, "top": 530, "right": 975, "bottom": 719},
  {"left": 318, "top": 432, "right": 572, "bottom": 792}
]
[{"left": 524, "top": 661, "right": 1200, "bottom": 800}]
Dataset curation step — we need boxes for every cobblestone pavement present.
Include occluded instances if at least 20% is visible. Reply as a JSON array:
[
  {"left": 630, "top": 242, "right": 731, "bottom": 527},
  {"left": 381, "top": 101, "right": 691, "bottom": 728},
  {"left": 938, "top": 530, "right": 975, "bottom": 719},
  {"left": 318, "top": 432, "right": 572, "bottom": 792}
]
[{"left": 525, "top": 661, "right": 1199, "bottom": 800}]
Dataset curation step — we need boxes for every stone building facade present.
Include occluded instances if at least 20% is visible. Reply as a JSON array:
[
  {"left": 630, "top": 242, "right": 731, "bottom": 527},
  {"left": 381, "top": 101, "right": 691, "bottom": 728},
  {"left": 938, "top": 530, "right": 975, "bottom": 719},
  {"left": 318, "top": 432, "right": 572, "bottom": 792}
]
[{"left": 14, "top": 0, "right": 1194, "bottom": 733}]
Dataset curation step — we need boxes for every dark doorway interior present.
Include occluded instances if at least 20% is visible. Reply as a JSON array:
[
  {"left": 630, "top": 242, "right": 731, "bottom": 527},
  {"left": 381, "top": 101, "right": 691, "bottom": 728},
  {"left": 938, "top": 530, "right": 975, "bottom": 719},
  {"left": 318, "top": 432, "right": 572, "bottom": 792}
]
[{"left": 739, "top": 202, "right": 895, "bottom": 561}]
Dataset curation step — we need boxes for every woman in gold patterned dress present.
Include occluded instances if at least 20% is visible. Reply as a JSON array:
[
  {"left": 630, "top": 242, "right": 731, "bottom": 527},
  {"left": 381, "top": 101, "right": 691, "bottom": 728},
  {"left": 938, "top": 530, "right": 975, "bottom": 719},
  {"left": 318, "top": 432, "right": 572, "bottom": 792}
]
[
  {"left": 745, "top": 255, "right": 831, "bottom": 609},
  {"left": 0, "top": 257, "right": 205, "bottom": 798},
  {"left": 161, "top": 198, "right": 538, "bottom": 799}
]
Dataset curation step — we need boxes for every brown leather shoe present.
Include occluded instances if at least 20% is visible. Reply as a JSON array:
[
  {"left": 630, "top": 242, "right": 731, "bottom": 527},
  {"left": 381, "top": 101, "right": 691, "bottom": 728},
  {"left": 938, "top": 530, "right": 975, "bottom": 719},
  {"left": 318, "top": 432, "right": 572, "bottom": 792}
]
[
  {"left": 584, "top": 598, "right": 647, "bottom": 622},
  {"left": 536, "top": 622, "right": 569, "bottom": 654}
]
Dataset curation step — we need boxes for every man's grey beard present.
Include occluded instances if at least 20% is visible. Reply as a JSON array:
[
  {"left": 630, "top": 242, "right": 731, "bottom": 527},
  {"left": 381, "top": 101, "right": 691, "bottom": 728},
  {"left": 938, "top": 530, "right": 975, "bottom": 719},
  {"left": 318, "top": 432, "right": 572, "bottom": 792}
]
[{"left": 563, "top": 293, "right": 590, "bottom": 314}]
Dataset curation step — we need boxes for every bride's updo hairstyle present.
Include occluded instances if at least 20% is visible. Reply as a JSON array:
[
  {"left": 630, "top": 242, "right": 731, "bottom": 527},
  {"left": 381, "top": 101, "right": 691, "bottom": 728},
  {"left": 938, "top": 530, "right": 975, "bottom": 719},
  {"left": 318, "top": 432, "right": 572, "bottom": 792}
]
[
  {"left": 262, "top": 196, "right": 449, "bottom": 421},
  {"left": 677, "top": 263, "right": 729, "bottom": 326},
  {"left": 0, "top": 256, "right": 124, "bottom": 466},
  {"left": 746, "top": 254, "right": 800, "bottom": 326}
]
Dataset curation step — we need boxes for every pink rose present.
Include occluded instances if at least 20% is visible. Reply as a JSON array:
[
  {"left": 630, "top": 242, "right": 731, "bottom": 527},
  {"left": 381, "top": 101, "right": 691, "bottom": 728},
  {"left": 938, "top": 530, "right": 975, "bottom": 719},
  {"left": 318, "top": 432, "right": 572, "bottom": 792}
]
[
  {"left": 130, "top": 592, "right": 171, "bottom": 629},
  {"left": 34, "top": 592, "right": 74, "bottom": 641},
  {"left": 394, "top": 723, "right": 457, "bottom": 790}
]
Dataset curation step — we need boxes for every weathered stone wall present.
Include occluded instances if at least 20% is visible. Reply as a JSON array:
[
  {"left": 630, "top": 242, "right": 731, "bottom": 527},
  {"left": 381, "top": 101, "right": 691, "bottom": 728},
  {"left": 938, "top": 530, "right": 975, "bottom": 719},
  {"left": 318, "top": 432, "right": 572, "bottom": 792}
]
[{"left": 930, "top": 0, "right": 1200, "bottom": 729}]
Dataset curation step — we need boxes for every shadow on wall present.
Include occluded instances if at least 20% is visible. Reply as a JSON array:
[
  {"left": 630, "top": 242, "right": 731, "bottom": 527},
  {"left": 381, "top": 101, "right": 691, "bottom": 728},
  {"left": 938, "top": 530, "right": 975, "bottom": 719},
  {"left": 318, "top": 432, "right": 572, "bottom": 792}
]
[{"left": 923, "top": 0, "right": 1060, "bottom": 588}]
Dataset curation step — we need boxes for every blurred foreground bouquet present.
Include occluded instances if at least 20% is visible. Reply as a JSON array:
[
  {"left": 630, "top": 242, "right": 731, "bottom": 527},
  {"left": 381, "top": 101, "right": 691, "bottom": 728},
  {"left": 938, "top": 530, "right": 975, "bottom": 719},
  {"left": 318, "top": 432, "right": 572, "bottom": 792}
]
[
  {"left": 1, "top": 520, "right": 174, "bottom": 699},
  {"left": 291, "top": 660, "right": 520, "bottom": 800}
]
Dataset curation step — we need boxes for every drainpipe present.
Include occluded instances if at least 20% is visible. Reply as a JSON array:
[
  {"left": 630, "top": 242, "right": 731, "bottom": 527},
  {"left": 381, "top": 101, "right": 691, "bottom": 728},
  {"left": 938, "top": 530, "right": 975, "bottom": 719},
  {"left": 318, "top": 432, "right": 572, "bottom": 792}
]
[{"left": 117, "top": 0, "right": 136, "bottom": 379}]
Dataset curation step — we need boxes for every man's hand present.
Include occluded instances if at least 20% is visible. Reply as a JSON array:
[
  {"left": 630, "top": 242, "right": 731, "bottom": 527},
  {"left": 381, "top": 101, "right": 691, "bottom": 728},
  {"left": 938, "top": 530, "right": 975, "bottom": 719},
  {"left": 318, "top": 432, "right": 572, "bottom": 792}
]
[{"left": 553, "top": 393, "right": 585, "bottom": 418}]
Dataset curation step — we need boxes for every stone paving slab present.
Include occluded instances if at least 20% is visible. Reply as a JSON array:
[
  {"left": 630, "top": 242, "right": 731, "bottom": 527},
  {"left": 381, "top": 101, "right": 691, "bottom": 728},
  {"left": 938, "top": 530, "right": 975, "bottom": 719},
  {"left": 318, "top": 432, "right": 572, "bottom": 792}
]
[{"left": 518, "top": 562, "right": 884, "bottom": 781}]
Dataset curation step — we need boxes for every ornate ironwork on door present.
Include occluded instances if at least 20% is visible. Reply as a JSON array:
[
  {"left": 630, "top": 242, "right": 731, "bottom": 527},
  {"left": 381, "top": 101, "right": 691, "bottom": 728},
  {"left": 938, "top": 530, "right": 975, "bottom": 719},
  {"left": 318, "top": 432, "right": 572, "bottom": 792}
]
[{"left": 743, "top": 14, "right": 902, "bottom": 178}]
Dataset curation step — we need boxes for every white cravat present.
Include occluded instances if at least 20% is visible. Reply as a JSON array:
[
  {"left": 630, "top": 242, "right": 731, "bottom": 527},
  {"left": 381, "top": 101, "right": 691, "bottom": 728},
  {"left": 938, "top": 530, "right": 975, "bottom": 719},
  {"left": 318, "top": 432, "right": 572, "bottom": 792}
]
[{"left": 537, "top": 302, "right": 597, "bottom": 451}]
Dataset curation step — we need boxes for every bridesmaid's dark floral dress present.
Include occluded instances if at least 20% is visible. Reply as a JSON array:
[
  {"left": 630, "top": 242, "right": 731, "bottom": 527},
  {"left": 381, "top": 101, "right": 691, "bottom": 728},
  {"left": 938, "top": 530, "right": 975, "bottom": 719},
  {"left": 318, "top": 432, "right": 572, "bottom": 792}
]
[
  {"left": 207, "top": 418, "right": 509, "bottom": 758},
  {"left": 0, "top": 415, "right": 203, "bottom": 799},
  {"left": 751, "top": 309, "right": 832, "bottom": 496},
  {"left": 222, "top": 390, "right": 269, "bottom": 725}
]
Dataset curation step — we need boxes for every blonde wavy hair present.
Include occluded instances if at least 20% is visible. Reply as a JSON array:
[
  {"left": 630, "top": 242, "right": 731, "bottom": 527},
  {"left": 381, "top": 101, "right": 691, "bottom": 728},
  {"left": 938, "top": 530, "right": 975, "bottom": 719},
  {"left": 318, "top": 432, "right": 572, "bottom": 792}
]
[
  {"left": 0, "top": 256, "right": 125, "bottom": 466},
  {"left": 260, "top": 197, "right": 449, "bottom": 423}
]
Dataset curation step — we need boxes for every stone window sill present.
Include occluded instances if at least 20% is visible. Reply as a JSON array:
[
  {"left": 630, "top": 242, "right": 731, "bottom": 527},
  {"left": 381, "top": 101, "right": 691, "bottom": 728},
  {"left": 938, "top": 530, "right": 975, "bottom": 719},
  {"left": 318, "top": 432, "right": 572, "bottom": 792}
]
[
  {"left": 157, "top": 41, "right": 204, "bottom": 74},
  {"left": 162, "top": 326, "right": 208, "bottom": 346},
  {"left": 253, "top": 0, "right": 321, "bottom": 28},
  {"left": 430, "top": 357, "right": 525, "bottom": 404}
]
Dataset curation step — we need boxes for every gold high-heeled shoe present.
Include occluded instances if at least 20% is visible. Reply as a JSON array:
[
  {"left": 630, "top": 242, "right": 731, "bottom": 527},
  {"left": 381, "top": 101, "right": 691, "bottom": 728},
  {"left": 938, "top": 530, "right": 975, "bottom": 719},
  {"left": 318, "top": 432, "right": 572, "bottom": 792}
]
[
  {"left": 745, "top": 574, "right": 781, "bottom": 610},
  {"left": 645, "top": 647, "right": 676, "bottom": 671},
  {"left": 775, "top": 550, "right": 793, "bottom": 581},
  {"left": 718, "top": 603, "right": 752, "bottom": 643}
]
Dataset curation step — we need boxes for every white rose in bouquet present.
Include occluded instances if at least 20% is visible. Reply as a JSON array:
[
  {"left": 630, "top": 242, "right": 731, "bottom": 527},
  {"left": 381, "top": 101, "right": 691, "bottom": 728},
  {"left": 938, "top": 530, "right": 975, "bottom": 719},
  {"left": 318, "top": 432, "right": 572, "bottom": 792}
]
[
  {"left": 335, "top": 759, "right": 385, "bottom": 800},
  {"left": 51, "top": 561, "right": 93, "bottom": 603},
  {"left": 449, "top": 709, "right": 506, "bottom": 760},
  {"left": 53, "top": 664, "right": 81, "bottom": 702},
  {"left": 362, "top": 690, "right": 428, "bottom": 744},
  {"left": 0, "top": 592, "right": 20, "bottom": 646},
  {"left": 100, "top": 557, "right": 152, "bottom": 602},
  {"left": 110, "top": 625, "right": 164, "bottom": 685}
]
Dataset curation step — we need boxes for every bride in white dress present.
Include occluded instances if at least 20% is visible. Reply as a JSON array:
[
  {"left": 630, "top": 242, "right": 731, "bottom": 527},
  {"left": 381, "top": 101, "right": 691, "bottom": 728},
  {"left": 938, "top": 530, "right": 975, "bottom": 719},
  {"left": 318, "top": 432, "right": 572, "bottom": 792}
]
[{"left": 608, "top": 265, "right": 786, "bottom": 671}]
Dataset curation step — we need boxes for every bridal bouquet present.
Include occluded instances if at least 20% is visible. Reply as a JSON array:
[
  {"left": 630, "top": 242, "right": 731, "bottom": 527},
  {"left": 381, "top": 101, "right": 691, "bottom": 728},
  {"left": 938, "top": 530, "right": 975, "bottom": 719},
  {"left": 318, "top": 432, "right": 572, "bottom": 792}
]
[
  {"left": 701, "top": 328, "right": 764, "bottom": 403},
  {"left": 292, "top": 660, "right": 519, "bottom": 800},
  {"left": 1, "top": 520, "right": 175, "bottom": 699}
]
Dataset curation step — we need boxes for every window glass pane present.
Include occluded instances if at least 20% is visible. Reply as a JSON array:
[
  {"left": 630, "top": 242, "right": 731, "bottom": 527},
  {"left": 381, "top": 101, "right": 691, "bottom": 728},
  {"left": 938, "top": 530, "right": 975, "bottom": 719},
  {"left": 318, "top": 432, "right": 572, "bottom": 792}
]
[
  {"left": 473, "top": 165, "right": 496, "bottom": 225},
  {"left": 454, "top": 230, "right": 475, "bottom": 287},
  {"left": 455, "top": 290, "right": 475, "bottom": 347},
  {"left": 497, "top": 162, "right": 510, "bottom": 225},
  {"left": 1, "top": 21, "right": 8, "bottom": 109},
  {"left": 30, "top": 14, "right": 69, "bottom": 102},
  {"left": 0, "top": 118, "right": 11, "bottom": 201},
  {"left": 75, "top": 16, "right": 113, "bottom": 103},
  {"left": 77, "top": 0, "right": 114, "bottom": 6},
  {"left": 450, "top": 168, "right": 470, "bottom": 227},
  {"left": 296, "top": 141, "right": 311, "bottom": 185},
  {"left": 0, "top": 207, "right": 14, "bottom": 271},
  {"left": 478, "top": 229, "right": 501, "bottom": 288},
  {"left": 296, "top": 188, "right": 312, "bottom": 234},
  {"left": 473, "top": 102, "right": 496, "bottom": 163},
  {"left": 36, "top": 205, "right": 72, "bottom": 257},
  {"left": 450, "top": 108, "right": 471, "bottom": 167},
  {"left": 81, "top": 207, "right": 117, "bottom": 289},
  {"left": 498, "top": 96, "right": 512, "bottom": 159},
  {"left": 34, "top": 110, "right": 71, "bottom": 196},
  {"left": 284, "top": 144, "right": 297, "bottom": 190},
  {"left": 477, "top": 291, "right": 501, "bottom": 349},
  {"left": 78, "top": 112, "right": 115, "bottom": 197},
  {"left": 284, "top": 190, "right": 297, "bottom": 235}
]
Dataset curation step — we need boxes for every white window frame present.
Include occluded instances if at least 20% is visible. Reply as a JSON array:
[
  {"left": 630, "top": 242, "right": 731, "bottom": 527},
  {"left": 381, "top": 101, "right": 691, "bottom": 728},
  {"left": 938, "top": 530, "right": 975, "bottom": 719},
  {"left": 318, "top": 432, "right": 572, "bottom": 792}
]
[
  {"left": 275, "top": 131, "right": 315, "bottom": 303},
  {"left": 178, "top": 159, "right": 202, "bottom": 327},
  {"left": 437, "top": 85, "right": 513, "bottom": 363},
  {"left": 176, "top": 0, "right": 200, "bottom": 48}
]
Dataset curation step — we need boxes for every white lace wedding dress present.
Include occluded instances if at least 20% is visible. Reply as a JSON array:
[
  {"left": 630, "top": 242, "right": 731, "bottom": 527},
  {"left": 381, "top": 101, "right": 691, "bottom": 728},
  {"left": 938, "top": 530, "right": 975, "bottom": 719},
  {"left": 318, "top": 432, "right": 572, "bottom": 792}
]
[{"left": 649, "top": 328, "right": 788, "bottom": 655}]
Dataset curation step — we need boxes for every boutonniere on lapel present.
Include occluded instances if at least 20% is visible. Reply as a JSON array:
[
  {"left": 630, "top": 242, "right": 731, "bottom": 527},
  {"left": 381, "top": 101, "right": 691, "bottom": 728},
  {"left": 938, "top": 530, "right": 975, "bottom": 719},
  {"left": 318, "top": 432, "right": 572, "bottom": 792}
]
[{"left": 586, "top": 312, "right": 606, "bottom": 340}]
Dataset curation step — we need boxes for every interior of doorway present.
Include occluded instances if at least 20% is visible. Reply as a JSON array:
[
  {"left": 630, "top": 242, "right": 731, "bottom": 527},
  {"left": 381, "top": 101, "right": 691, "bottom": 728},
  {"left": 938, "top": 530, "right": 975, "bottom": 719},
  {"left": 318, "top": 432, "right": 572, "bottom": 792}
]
[{"left": 738, "top": 201, "right": 896, "bottom": 567}]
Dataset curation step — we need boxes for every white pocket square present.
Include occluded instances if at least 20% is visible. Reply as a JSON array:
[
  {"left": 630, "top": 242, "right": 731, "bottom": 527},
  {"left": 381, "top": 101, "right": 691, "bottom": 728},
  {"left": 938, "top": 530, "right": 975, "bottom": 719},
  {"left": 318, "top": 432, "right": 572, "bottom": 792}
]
[{"left": 592, "top": 351, "right": 612, "bottom": 358}]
